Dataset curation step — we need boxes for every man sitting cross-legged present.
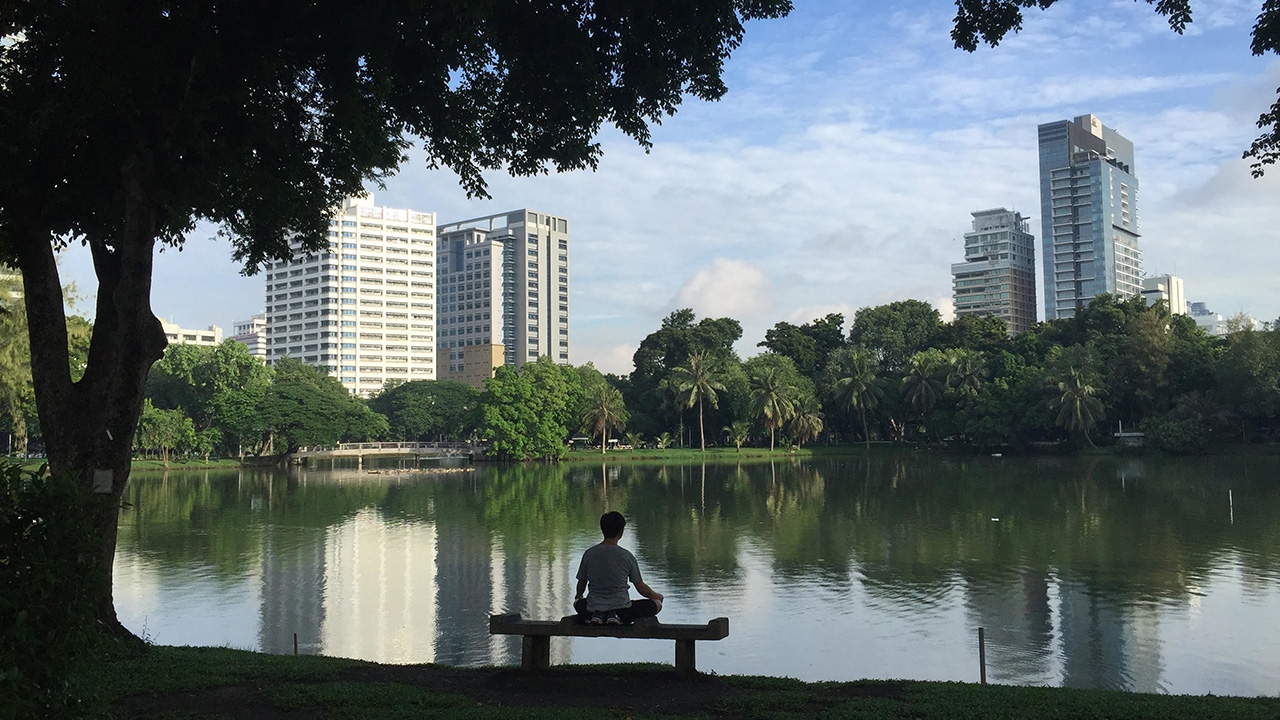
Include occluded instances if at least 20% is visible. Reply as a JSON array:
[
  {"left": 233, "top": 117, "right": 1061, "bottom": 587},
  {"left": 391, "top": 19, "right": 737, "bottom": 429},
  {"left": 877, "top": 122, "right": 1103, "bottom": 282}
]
[{"left": 573, "top": 511, "right": 664, "bottom": 625}]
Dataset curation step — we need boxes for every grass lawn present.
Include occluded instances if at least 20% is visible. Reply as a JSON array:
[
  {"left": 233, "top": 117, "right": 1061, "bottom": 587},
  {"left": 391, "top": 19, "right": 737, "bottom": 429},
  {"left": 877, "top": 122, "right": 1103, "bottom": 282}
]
[
  {"left": 128, "top": 458, "right": 244, "bottom": 472},
  {"left": 80, "top": 645, "right": 1280, "bottom": 719}
]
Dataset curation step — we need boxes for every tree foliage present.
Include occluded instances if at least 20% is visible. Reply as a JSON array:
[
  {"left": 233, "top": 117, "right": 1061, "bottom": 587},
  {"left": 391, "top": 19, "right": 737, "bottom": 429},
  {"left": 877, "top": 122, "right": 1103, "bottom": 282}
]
[
  {"left": 671, "top": 351, "right": 727, "bottom": 451},
  {"left": 849, "top": 300, "right": 943, "bottom": 374},
  {"left": 368, "top": 379, "right": 480, "bottom": 442},
  {"left": 581, "top": 381, "right": 629, "bottom": 454},
  {"left": 748, "top": 359, "right": 799, "bottom": 451},
  {"left": 479, "top": 357, "right": 584, "bottom": 460},
  {"left": 0, "top": 0, "right": 790, "bottom": 637},
  {"left": 257, "top": 358, "right": 387, "bottom": 453}
]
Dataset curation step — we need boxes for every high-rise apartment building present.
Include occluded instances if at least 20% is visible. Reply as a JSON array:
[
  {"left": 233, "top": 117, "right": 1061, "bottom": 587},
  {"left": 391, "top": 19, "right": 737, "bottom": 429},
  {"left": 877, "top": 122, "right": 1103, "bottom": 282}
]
[
  {"left": 435, "top": 210, "right": 569, "bottom": 387},
  {"left": 951, "top": 208, "right": 1037, "bottom": 335},
  {"left": 1038, "top": 114, "right": 1141, "bottom": 319},
  {"left": 263, "top": 195, "right": 436, "bottom": 395}
]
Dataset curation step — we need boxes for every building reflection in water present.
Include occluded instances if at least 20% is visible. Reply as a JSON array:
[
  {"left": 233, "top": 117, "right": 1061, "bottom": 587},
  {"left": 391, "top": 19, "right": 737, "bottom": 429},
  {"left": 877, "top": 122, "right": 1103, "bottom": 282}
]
[
  {"left": 259, "top": 525, "right": 326, "bottom": 655},
  {"left": 258, "top": 501, "right": 577, "bottom": 667},
  {"left": 965, "top": 571, "right": 1166, "bottom": 692},
  {"left": 1058, "top": 581, "right": 1163, "bottom": 693},
  {"left": 964, "top": 569, "right": 1056, "bottom": 686},
  {"left": 322, "top": 510, "right": 437, "bottom": 663}
]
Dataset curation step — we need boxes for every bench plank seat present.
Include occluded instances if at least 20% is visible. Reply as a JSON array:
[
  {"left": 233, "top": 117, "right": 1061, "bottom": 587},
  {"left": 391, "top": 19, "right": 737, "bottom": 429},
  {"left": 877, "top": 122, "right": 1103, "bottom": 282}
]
[{"left": 488, "top": 613, "right": 729, "bottom": 673}]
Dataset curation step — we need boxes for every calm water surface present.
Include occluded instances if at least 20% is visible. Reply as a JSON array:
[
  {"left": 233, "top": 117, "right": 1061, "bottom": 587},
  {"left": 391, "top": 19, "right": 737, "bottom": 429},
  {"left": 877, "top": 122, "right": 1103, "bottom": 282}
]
[{"left": 113, "top": 455, "right": 1280, "bottom": 695}]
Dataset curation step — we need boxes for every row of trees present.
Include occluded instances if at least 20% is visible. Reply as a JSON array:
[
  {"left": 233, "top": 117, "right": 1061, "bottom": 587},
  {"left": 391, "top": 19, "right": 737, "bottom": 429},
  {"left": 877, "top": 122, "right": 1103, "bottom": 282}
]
[
  {"left": 614, "top": 297, "right": 1280, "bottom": 454},
  {"left": 7, "top": 293, "right": 1279, "bottom": 464}
]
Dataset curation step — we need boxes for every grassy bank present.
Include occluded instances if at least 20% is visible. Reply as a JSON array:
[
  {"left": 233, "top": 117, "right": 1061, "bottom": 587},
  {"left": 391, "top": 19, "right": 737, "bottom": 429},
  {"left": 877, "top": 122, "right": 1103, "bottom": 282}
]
[
  {"left": 129, "top": 458, "right": 245, "bottom": 472},
  {"left": 16, "top": 457, "right": 245, "bottom": 472},
  {"left": 564, "top": 441, "right": 1280, "bottom": 463},
  {"left": 81, "top": 645, "right": 1279, "bottom": 719}
]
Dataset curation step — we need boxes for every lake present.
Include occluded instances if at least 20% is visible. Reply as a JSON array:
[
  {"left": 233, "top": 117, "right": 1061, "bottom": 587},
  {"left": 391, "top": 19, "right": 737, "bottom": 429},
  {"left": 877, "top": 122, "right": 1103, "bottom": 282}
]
[{"left": 113, "top": 454, "right": 1280, "bottom": 695}]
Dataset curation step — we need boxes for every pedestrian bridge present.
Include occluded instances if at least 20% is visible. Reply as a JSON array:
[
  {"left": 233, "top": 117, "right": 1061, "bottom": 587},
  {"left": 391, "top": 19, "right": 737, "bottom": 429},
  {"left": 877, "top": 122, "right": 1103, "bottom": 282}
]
[{"left": 293, "top": 442, "right": 476, "bottom": 464}]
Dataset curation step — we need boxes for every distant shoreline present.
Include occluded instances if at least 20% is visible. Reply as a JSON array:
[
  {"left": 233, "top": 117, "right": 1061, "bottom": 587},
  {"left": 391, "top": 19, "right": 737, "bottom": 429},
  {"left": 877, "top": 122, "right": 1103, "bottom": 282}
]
[{"left": 12, "top": 441, "right": 1278, "bottom": 475}]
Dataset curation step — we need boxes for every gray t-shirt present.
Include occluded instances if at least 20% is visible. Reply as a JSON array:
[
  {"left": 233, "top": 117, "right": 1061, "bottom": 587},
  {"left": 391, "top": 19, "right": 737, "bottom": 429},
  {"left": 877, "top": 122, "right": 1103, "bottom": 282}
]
[{"left": 576, "top": 542, "right": 642, "bottom": 612}]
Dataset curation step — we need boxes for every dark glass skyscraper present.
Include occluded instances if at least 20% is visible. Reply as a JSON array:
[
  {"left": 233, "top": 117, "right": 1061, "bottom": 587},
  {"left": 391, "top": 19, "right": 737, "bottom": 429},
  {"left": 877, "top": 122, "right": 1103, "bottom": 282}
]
[{"left": 1037, "top": 115, "right": 1141, "bottom": 320}]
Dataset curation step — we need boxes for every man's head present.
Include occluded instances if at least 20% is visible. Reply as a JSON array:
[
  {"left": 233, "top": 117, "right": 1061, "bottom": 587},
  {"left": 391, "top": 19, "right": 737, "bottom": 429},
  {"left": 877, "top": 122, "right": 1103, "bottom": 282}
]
[{"left": 600, "top": 511, "right": 626, "bottom": 539}]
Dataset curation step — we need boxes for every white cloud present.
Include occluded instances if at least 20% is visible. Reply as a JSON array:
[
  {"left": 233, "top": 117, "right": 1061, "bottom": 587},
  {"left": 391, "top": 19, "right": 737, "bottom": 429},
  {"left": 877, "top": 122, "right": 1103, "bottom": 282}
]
[
  {"left": 573, "top": 343, "right": 637, "bottom": 376},
  {"left": 934, "top": 297, "right": 957, "bottom": 323},
  {"left": 674, "top": 258, "right": 773, "bottom": 321}
]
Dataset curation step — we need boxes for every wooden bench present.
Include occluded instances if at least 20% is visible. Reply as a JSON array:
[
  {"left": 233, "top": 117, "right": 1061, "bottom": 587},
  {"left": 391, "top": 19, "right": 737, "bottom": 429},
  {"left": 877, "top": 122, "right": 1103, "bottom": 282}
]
[{"left": 488, "top": 613, "right": 729, "bottom": 673}]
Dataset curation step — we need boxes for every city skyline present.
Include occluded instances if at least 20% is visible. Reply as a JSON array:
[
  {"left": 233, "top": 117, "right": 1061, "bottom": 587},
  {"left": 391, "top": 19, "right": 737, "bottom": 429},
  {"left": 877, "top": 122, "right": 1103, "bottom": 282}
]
[{"left": 50, "top": 0, "right": 1280, "bottom": 374}]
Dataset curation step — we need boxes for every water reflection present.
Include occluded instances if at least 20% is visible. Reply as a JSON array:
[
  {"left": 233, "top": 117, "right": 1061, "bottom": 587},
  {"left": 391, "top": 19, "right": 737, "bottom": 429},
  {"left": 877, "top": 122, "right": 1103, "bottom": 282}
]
[{"left": 114, "top": 455, "right": 1280, "bottom": 694}]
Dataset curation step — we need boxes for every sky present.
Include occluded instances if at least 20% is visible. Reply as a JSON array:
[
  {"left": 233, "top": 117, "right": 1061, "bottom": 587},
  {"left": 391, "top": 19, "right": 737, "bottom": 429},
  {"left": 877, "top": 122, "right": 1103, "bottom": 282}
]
[{"left": 58, "top": 0, "right": 1280, "bottom": 374}]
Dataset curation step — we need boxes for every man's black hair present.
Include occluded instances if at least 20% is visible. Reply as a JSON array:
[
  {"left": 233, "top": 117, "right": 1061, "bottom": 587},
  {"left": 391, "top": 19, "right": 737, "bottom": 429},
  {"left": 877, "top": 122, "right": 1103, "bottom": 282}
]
[{"left": 600, "top": 511, "right": 626, "bottom": 538}]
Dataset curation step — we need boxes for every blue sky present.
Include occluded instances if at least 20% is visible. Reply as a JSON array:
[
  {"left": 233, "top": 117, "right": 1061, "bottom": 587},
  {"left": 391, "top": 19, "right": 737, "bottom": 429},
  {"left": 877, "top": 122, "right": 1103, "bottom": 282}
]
[{"left": 59, "top": 0, "right": 1280, "bottom": 373}]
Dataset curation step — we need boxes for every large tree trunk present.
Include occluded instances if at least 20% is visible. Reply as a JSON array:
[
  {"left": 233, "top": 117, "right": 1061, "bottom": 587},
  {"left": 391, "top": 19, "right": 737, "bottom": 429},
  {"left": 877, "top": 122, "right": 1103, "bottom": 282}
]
[
  {"left": 15, "top": 176, "right": 168, "bottom": 645},
  {"left": 860, "top": 409, "right": 870, "bottom": 452}
]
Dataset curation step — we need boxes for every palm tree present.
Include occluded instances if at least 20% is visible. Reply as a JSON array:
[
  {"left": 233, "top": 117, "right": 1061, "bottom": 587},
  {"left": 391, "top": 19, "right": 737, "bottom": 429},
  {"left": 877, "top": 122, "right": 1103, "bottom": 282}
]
[
  {"left": 901, "top": 351, "right": 947, "bottom": 440},
  {"left": 670, "top": 351, "right": 727, "bottom": 452},
  {"left": 1052, "top": 368, "right": 1106, "bottom": 448},
  {"left": 724, "top": 421, "right": 750, "bottom": 451},
  {"left": 581, "top": 382, "right": 628, "bottom": 454},
  {"left": 834, "top": 350, "right": 883, "bottom": 450},
  {"left": 749, "top": 366, "right": 796, "bottom": 451},
  {"left": 789, "top": 396, "right": 824, "bottom": 446},
  {"left": 945, "top": 348, "right": 986, "bottom": 398},
  {"left": 623, "top": 431, "right": 644, "bottom": 450},
  {"left": 902, "top": 351, "right": 946, "bottom": 413}
]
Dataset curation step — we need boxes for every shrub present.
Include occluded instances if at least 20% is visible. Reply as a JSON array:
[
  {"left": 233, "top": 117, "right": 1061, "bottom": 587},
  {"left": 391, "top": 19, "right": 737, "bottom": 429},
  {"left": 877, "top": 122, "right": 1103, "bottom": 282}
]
[
  {"left": 1140, "top": 416, "right": 1209, "bottom": 455},
  {"left": 0, "top": 461, "right": 103, "bottom": 719}
]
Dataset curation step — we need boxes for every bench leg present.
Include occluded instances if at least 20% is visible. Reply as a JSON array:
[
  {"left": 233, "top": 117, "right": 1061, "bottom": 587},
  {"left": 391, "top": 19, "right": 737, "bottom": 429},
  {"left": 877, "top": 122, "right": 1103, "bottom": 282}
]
[
  {"left": 522, "top": 636, "right": 551, "bottom": 671},
  {"left": 675, "top": 639, "right": 696, "bottom": 674}
]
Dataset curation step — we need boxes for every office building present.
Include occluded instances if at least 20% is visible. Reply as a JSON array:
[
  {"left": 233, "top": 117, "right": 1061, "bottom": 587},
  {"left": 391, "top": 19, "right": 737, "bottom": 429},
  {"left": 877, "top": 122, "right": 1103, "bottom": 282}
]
[
  {"left": 435, "top": 210, "right": 569, "bottom": 388},
  {"left": 161, "top": 319, "right": 222, "bottom": 346},
  {"left": 951, "top": 208, "right": 1037, "bottom": 335},
  {"left": 1140, "top": 275, "right": 1186, "bottom": 315},
  {"left": 1038, "top": 114, "right": 1142, "bottom": 319},
  {"left": 1189, "top": 301, "right": 1259, "bottom": 336},
  {"left": 263, "top": 195, "right": 436, "bottom": 395},
  {"left": 231, "top": 314, "right": 268, "bottom": 359}
]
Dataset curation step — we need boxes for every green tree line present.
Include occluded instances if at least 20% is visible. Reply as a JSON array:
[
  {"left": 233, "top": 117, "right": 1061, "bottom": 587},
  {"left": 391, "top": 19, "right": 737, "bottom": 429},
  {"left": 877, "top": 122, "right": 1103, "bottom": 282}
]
[
  {"left": 615, "top": 297, "right": 1280, "bottom": 454},
  {"left": 6, "top": 293, "right": 1278, "bottom": 463}
]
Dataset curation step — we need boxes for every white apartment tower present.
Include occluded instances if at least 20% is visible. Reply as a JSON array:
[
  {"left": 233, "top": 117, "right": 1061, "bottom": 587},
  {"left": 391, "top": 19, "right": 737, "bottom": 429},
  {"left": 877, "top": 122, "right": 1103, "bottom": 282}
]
[
  {"left": 263, "top": 195, "right": 436, "bottom": 395},
  {"left": 435, "top": 210, "right": 569, "bottom": 383}
]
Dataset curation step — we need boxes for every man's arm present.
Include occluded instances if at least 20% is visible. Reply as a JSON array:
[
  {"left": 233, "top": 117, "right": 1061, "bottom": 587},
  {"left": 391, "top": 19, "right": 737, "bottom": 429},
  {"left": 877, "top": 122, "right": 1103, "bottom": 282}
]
[
  {"left": 634, "top": 579, "right": 664, "bottom": 612},
  {"left": 575, "top": 578, "right": 587, "bottom": 601}
]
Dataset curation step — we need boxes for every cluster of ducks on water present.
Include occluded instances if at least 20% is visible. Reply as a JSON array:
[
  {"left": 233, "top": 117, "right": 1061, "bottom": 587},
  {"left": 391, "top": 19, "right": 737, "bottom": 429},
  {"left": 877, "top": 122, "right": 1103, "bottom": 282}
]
[{"left": 364, "top": 466, "right": 476, "bottom": 475}]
